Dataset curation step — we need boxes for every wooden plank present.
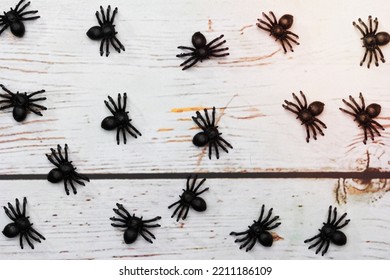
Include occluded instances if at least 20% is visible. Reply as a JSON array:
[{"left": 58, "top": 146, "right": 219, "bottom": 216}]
[
  {"left": 0, "top": 0, "right": 389, "bottom": 174},
  {"left": 0, "top": 179, "right": 389, "bottom": 259}
]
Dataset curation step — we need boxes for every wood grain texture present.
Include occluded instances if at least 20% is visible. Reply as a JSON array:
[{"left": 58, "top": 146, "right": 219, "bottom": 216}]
[
  {"left": 0, "top": 0, "right": 389, "bottom": 174},
  {"left": 0, "top": 179, "right": 389, "bottom": 260}
]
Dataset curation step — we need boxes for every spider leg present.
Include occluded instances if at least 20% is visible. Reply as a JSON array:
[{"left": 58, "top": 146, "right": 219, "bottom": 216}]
[
  {"left": 19, "top": 10, "right": 39, "bottom": 18},
  {"left": 110, "top": 38, "right": 121, "bottom": 53},
  {"left": 304, "top": 124, "right": 311, "bottom": 143},
  {"left": 315, "top": 239, "right": 326, "bottom": 255},
  {"left": 209, "top": 40, "right": 227, "bottom": 50},
  {"left": 192, "top": 116, "right": 206, "bottom": 130},
  {"left": 330, "top": 207, "right": 338, "bottom": 225},
  {"left": 194, "top": 187, "right": 209, "bottom": 197},
  {"left": 373, "top": 49, "right": 379, "bottom": 67},
  {"left": 358, "top": 18, "right": 369, "bottom": 34},
  {"left": 26, "top": 230, "right": 41, "bottom": 243},
  {"left": 0, "top": 23, "right": 9, "bottom": 35},
  {"left": 182, "top": 57, "right": 200, "bottom": 70},
  {"left": 50, "top": 148, "right": 62, "bottom": 163},
  {"left": 196, "top": 110, "right": 209, "bottom": 128},
  {"left": 299, "top": 91, "right": 307, "bottom": 107},
  {"left": 176, "top": 205, "right": 186, "bottom": 221},
  {"left": 15, "top": 198, "right": 22, "bottom": 216},
  {"left": 16, "top": 1, "right": 31, "bottom": 14},
  {"left": 292, "top": 93, "right": 304, "bottom": 109},
  {"left": 142, "top": 216, "right": 161, "bottom": 223},
  {"left": 106, "top": 5, "right": 111, "bottom": 23},
  {"left": 371, "top": 120, "right": 385, "bottom": 130},
  {"left": 56, "top": 144, "right": 65, "bottom": 162},
  {"left": 182, "top": 206, "right": 190, "bottom": 220},
  {"left": 176, "top": 52, "right": 194, "bottom": 58},
  {"left": 110, "top": 223, "right": 127, "bottom": 228},
  {"left": 215, "top": 139, "right": 229, "bottom": 153},
  {"left": 100, "top": 6, "right": 106, "bottom": 23},
  {"left": 104, "top": 101, "right": 116, "bottom": 116},
  {"left": 322, "top": 239, "right": 331, "bottom": 256},
  {"left": 140, "top": 232, "right": 154, "bottom": 243},
  {"left": 239, "top": 236, "right": 254, "bottom": 250},
  {"left": 312, "top": 122, "right": 325, "bottom": 136},
  {"left": 211, "top": 106, "right": 216, "bottom": 126},
  {"left": 7, "top": 202, "right": 19, "bottom": 218},
  {"left": 373, "top": 17, "right": 378, "bottom": 33},
  {"left": 282, "top": 104, "right": 300, "bottom": 115},
  {"left": 286, "top": 30, "right": 299, "bottom": 38},
  {"left": 206, "top": 34, "right": 224, "bottom": 48},
  {"left": 116, "top": 203, "right": 132, "bottom": 218},
  {"left": 204, "top": 108, "right": 211, "bottom": 126},
  {"left": 63, "top": 178, "right": 70, "bottom": 195},
  {"left": 367, "top": 50, "right": 373, "bottom": 68},
  {"left": 29, "top": 227, "right": 45, "bottom": 240},
  {"left": 116, "top": 128, "right": 121, "bottom": 144},
  {"left": 286, "top": 35, "right": 300, "bottom": 46},
  {"left": 113, "top": 37, "right": 125, "bottom": 51},
  {"left": 0, "top": 104, "right": 13, "bottom": 110},
  {"left": 95, "top": 11, "right": 103, "bottom": 26},
  {"left": 209, "top": 53, "right": 229, "bottom": 57},
  {"left": 368, "top": 123, "right": 381, "bottom": 137},
  {"left": 179, "top": 55, "right": 197, "bottom": 66},
  {"left": 257, "top": 205, "right": 265, "bottom": 222},
  {"left": 69, "top": 179, "right": 78, "bottom": 194},
  {"left": 122, "top": 127, "right": 127, "bottom": 144},
  {"left": 217, "top": 136, "right": 233, "bottom": 149},
  {"left": 170, "top": 203, "right": 183, "bottom": 219},
  {"left": 263, "top": 216, "right": 280, "bottom": 228},
  {"left": 262, "top": 208, "right": 274, "bottom": 224},
  {"left": 262, "top": 12, "right": 275, "bottom": 25},
  {"left": 46, "top": 154, "right": 60, "bottom": 167},
  {"left": 177, "top": 46, "right": 196, "bottom": 51},
  {"left": 368, "top": 15, "right": 373, "bottom": 33},
  {"left": 313, "top": 117, "right": 327, "bottom": 128},
  {"left": 127, "top": 122, "right": 142, "bottom": 136},
  {"left": 186, "top": 175, "right": 192, "bottom": 190},
  {"left": 256, "top": 24, "right": 271, "bottom": 33},
  {"left": 210, "top": 47, "right": 229, "bottom": 53},
  {"left": 266, "top": 222, "right": 281, "bottom": 230},
  {"left": 73, "top": 171, "right": 89, "bottom": 182},
  {"left": 360, "top": 48, "right": 369, "bottom": 66},
  {"left": 26, "top": 105, "right": 43, "bottom": 116},
  {"left": 326, "top": 205, "right": 332, "bottom": 223},
  {"left": 339, "top": 108, "right": 356, "bottom": 117},
  {"left": 284, "top": 39, "right": 294, "bottom": 52},
  {"left": 230, "top": 230, "right": 250, "bottom": 236},
  {"left": 168, "top": 200, "right": 181, "bottom": 209},
  {"left": 334, "top": 212, "right": 348, "bottom": 227},
  {"left": 343, "top": 98, "right": 360, "bottom": 114},
  {"left": 14, "top": 0, "right": 25, "bottom": 12},
  {"left": 29, "top": 97, "right": 46, "bottom": 102},
  {"left": 307, "top": 237, "right": 322, "bottom": 249},
  {"left": 100, "top": 38, "right": 106, "bottom": 56},
  {"left": 124, "top": 125, "right": 137, "bottom": 139},
  {"left": 24, "top": 233, "right": 34, "bottom": 249},
  {"left": 19, "top": 16, "right": 40, "bottom": 21},
  {"left": 304, "top": 233, "right": 321, "bottom": 243},
  {"left": 367, "top": 126, "right": 375, "bottom": 141},
  {"left": 122, "top": 92, "right": 127, "bottom": 110},
  {"left": 19, "top": 233, "right": 25, "bottom": 249},
  {"left": 257, "top": 19, "right": 273, "bottom": 30},
  {"left": 336, "top": 219, "right": 351, "bottom": 230},
  {"left": 110, "top": 7, "right": 118, "bottom": 24},
  {"left": 246, "top": 238, "right": 257, "bottom": 252},
  {"left": 0, "top": 93, "right": 12, "bottom": 99},
  {"left": 362, "top": 127, "right": 368, "bottom": 144},
  {"left": 0, "top": 84, "right": 14, "bottom": 95},
  {"left": 105, "top": 36, "right": 110, "bottom": 57},
  {"left": 142, "top": 228, "right": 156, "bottom": 239},
  {"left": 310, "top": 124, "right": 317, "bottom": 140},
  {"left": 109, "top": 217, "right": 127, "bottom": 223},
  {"left": 280, "top": 40, "right": 288, "bottom": 53},
  {"left": 190, "top": 174, "right": 197, "bottom": 191},
  {"left": 0, "top": 100, "right": 11, "bottom": 104},
  {"left": 269, "top": 11, "right": 278, "bottom": 24},
  {"left": 234, "top": 234, "right": 250, "bottom": 243},
  {"left": 193, "top": 178, "right": 206, "bottom": 193},
  {"left": 3, "top": 206, "right": 16, "bottom": 221},
  {"left": 113, "top": 209, "right": 128, "bottom": 220},
  {"left": 208, "top": 143, "right": 212, "bottom": 159},
  {"left": 213, "top": 142, "right": 220, "bottom": 159},
  {"left": 375, "top": 46, "right": 385, "bottom": 63},
  {"left": 144, "top": 224, "right": 161, "bottom": 228}
]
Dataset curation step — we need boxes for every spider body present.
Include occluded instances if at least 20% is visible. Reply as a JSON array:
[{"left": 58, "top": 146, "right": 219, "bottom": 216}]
[
  {"left": 0, "top": 84, "right": 46, "bottom": 122},
  {"left": 0, "top": 0, "right": 40, "bottom": 37},
  {"left": 168, "top": 175, "right": 209, "bottom": 221},
  {"left": 110, "top": 203, "right": 161, "bottom": 244},
  {"left": 257, "top": 12, "right": 299, "bottom": 53},
  {"left": 101, "top": 93, "right": 141, "bottom": 145},
  {"left": 353, "top": 16, "right": 390, "bottom": 68},
  {"left": 339, "top": 93, "right": 384, "bottom": 144},
  {"left": 87, "top": 5, "right": 125, "bottom": 56},
  {"left": 46, "top": 144, "right": 90, "bottom": 195},
  {"left": 230, "top": 205, "right": 281, "bottom": 251},
  {"left": 283, "top": 91, "right": 326, "bottom": 143},
  {"left": 192, "top": 106, "right": 232, "bottom": 159},
  {"left": 2, "top": 197, "right": 45, "bottom": 249},
  {"left": 176, "top": 32, "right": 229, "bottom": 70},
  {"left": 305, "top": 206, "right": 350, "bottom": 256}
]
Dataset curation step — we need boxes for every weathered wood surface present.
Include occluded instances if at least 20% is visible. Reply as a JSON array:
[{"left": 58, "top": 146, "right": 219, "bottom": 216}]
[
  {"left": 0, "top": 179, "right": 389, "bottom": 260},
  {"left": 0, "top": 0, "right": 389, "bottom": 174}
]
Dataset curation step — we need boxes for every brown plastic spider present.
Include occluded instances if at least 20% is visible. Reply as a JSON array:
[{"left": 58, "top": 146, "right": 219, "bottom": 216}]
[
  {"left": 283, "top": 91, "right": 326, "bottom": 143},
  {"left": 339, "top": 93, "right": 384, "bottom": 144},
  {"left": 353, "top": 16, "right": 390, "bottom": 68},
  {"left": 256, "top": 11, "right": 300, "bottom": 53}
]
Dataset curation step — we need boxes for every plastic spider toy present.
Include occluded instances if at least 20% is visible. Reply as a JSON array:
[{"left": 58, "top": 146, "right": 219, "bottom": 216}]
[
  {"left": 0, "top": 0, "right": 40, "bottom": 37},
  {"left": 192, "top": 106, "right": 233, "bottom": 160},
  {"left": 304, "top": 206, "right": 350, "bottom": 256},
  {"left": 101, "top": 93, "right": 142, "bottom": 145},
  {"left": 283, "top": 91, "right": 326, "bottom": 143},
  {"left": 353, "top": 16, "right": 389, "bottom": 68},
  {"left": 110, "top": 203, "right": 161, "bottom": 244},
  {"left": 339, "top": 93, "right": 384, "bottom": 144},
  {"left": 168, "top": 175, "right": 209, "bottom": 221},
  {"left": 0, "top": 84, "right": 46, "bottom": 122},
  {"left": 87, "top": 5, "right": 125, "bottom": 56},
  {"left": 230, "top": 205, "right": 281, "bottom": 252},
  {"left": 2, "top": 197, "right": 45, "bottom": 249},
  {"left": 256, "top": 11, "right": 300, "bottom": 53},
  {"left": 176, "top": 32, "right": 229, "bottom": 70},
  {"left": 46, "top": 144, "right": 90, "bottom": 195}
]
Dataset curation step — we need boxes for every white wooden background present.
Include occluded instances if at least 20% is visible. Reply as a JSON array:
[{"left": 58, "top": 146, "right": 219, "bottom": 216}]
[{"left": 0, "top": 0, "right": 389, "bottom": 259}]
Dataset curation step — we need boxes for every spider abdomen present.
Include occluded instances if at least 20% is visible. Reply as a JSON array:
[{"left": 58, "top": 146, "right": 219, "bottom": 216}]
[
  {"left": 366, "top": 103, "right": 381, "bottom": 118},
  {"left": 375, "top": 32, "right": 390, "bottom": 46},
  {"left": 10, "top": 21, "right": 25, "bottom": 37},
  {"left": 2, "top": 223, "right": 20, "bottom": 238},
  {"left": 331, "top": 231, "right": 347, "bottom": 246},
  {"left": 124, "top": 228, "right": 138, "bottom": 244},
  {"left": 47, "top": 168, "right": 64, "bottom": 183},
  {"left": 258, "top": 231, "right": 273, "bottom": 247},
  {"left": 87, "top": 26, "right": 104, "bottom": 40},
  {"left": 12, "top": 106, "right": 27, "bottom": 122},
  {"left": 191, "top": 197, "right": 207, "bottom": 212},
  {"left": 101, "top": 116, "right": 118, "bottom": 130},
  {"left": 279, "top": 14, "right": 294, "bottom": 29},
  {"left": 192, "top": 132, "right": 209, "bottom": 147}
]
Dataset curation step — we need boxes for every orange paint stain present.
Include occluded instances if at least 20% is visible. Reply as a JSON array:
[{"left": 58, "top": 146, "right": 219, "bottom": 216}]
[
  {"left": 157, "top": 128, "right": 174, "bottom": 132},
  {"left": 171, "top": 107, "right": 205, "bottom": 113}
]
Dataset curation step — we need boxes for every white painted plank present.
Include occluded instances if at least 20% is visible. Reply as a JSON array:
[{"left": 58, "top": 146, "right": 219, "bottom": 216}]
[
  {"left": 0, "top": 179, "right": 389, "bottom": 259},
  {"left": 0, "top": 0, "right": 389, "bottom": 174}
]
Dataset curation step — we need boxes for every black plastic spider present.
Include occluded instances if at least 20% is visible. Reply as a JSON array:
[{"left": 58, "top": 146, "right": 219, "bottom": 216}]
[
  {"left": 46, "top": 144, "right": 90, "bottom": 195},
  {"left": 2, "top": 197, "right": 45, "bottom": 249},
  {"left": 87, "top": 5, "right": 125, "bottom": 57},
  {"left": 176, "top": 32, "right": 229, "bottom": 70},
  {"left": 0, "top": 0, "right": 40, "bottom": 37},
  {"left": 283, "top": 91, "right": 326, "bottom": 143},
  {"left": 230, "top": 205, "right": 281, "bottom": 252},
  {"left": 168, "top": 175, "right": 209, "bottom": 222},
  {"left": 101, "top": 93, "right": 142, "bottom": 145},
  {"left": 304, "top": 206, "right": 350, "bottom": 256},
  {"left": 192, "top": 106, "right": 232, "bottom": 160},
  {"left": 353, "top": 16, "right": 390, "bottom": 68},
  {"left": 256, "top": 11, "right": 300, "bottom": 53},
  {"left": 110, "top": 203, "right": 161, "bottom": 244},
  {"left": 339, "top": 93, "right": 384, "bottom": 144},
  {"left": 0, "top": 84, "right": 46, "bottom": 122}
]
